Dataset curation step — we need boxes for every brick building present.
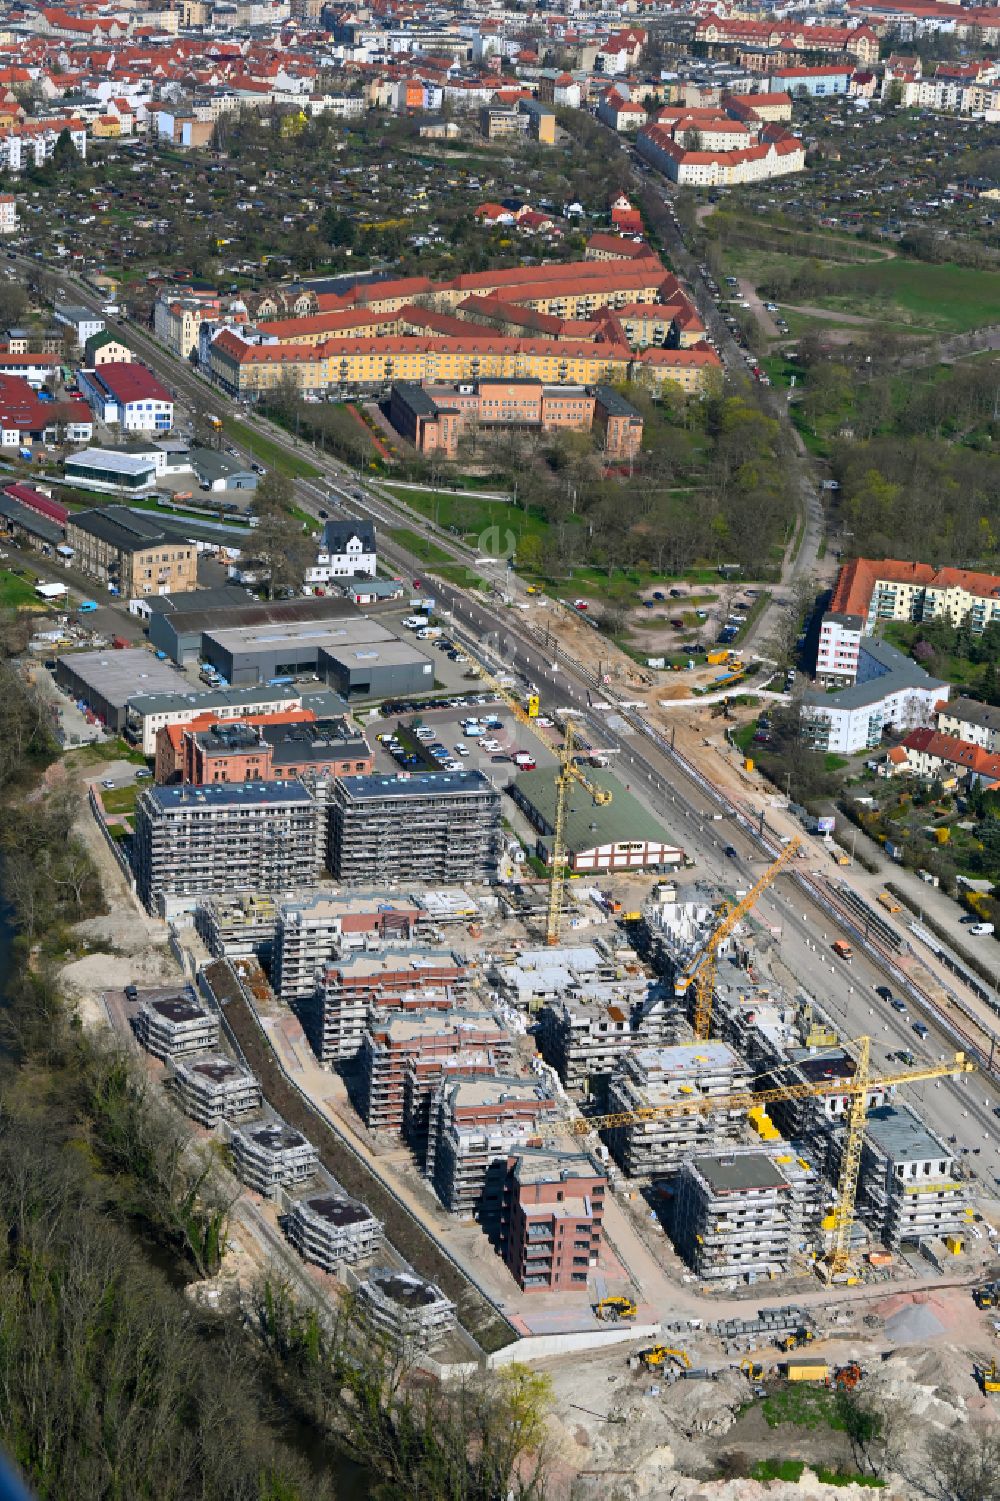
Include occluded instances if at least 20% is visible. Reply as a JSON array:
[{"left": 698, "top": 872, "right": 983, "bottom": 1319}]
[
  {"left": 389, "top": 378, "right": 643, "bottom": 461},
  {"left": 66, "top": 505, "right": 198, "bottom": 598},
  {"left": 299, "top": 947, "right": 471, "bottom": 1064},
  {"left": 359, "top": 1008, "right": 513, "bottom": 1135},
  {"left": 172, "top": 716, "right": 373, "bottom": 785},
  {"left": 500, "top": 1146, "right": 608, "bottom": 1293}
]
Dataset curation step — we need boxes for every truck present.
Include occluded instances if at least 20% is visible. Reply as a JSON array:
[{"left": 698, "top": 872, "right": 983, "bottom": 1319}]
[
  {"left": 832, "top": 939, "right": 853, "bottom": 962},
  {"left": 877, "top": 891, "right": 902, "bottom": 913}
]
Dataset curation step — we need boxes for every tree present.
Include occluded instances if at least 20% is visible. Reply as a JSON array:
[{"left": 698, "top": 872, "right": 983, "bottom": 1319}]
[
  {"left": 51, "top": 126, "right": 81, "bottom": 174},
  {"left": 928, "top": 1423, "right": 1000, "bottom": 1501}
]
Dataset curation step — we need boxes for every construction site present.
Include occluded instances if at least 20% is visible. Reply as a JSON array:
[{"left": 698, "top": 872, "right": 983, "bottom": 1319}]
[{"left": 78, "top": 580, "right": 1000, "bottom": 1498}]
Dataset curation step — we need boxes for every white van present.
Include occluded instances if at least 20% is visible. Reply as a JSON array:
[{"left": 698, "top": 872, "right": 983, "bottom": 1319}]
[
  {"left": 967, "top": 922, "right": 995, "bottom": 937},
  {"left": 402, "top": 615, "right": 426, "bottom": 630}
]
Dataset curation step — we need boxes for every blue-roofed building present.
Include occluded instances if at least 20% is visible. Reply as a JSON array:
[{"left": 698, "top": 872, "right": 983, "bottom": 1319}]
[
  {"left": 329, "top": 770, "right": 500, "bottom": 884},
  {"left": 133, "top": 779, "right": 321, "bottom": 917}
]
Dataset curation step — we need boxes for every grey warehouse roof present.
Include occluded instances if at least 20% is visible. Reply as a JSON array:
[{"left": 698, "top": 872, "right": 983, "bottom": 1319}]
[
  {"left": 68, "top": 505, "right": 181, "bottom": 553},
  {"left": 150, "top": 594, "right": 358, "bottom": 638},
  {"left": 0, "top": 495, "right": 62, "bottom": 545},
  {"left": 57, "top": 648, "right": 188, "bottom": 707}
]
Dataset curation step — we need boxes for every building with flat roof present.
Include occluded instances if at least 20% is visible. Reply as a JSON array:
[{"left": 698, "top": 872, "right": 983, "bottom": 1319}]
[
  {"left": 273, "top": 891, "right": 422, "bottom": 1001},
  {"left": 172, "top": 1054, "right": 262, "bottom": 1126},
  {"left": 670, "top": 1147, "right": 819, "bottom": 1281},
  {"left": 133, "top": 780, "right": 321, "bottom": 916},
  {"left": 508, "top": 766, "right": 684, "bottom": 873},
  {"left": 127, "top": 681, "right": 346, "bottom": 756},
  {"left": 605, "top": 1042, "right": 753, "bottom": 1179},
  {"left": 229, "top": 1119, "right": 319, "bottom": 1198},
  {"left": 64, "top": 448, "right": 158, "bottom": 495},
  {"left": 285, "top": 1192, "right": 384, "bottom": 1270},
  {"left": 56, "top": 648, "right": 189, "bottom": 731},
  {"left": 427, "top": 1073, "right": 560, "bottom": 1220},
  {"left": 178, "top": 716, "right": 373, "bottom": 785},
  {"left": 133, "top": 990, "right": 220, "bottom": 1059},
  {"left": 356, "top": 1268, "right": 455, "bottom": 1350},
  {"left": 359, "top": 1008, "right": 513, "bottom": 1134},
  {"left": 537, "top": 975, "right": 675, "bottom": 1089},
  {"left": 500, "top": 1146, "right": 607, "bottom": 1293},
  {"left": 147, "top": 593, "right": 360, "bottom": 665},
  {"left": 65, "top": 504, "right": 197, "bottom": 597},
  {"left": 195, "top": 892, "right": 283, "bottom": 966},
  {"left": 299, "top": 947, "right": 470, "bottom": 1065},
  {"left": 858, "top": 1103, "right": 971, "bottom": 1250},
  {"left": 329, "top": 771, "right": 501, "bottom": 885}
]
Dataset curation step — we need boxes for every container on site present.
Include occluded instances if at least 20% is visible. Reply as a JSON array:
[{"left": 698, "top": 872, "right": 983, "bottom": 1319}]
[
  {"left": 743, "top": 758, "right": 754, "bottom": 773},
  {"left": 832, "top": 939, "right": 853, "bottom": 961},
  {"left": 786, "top": 1360, "right": 828, "bottom": 1382},
  {"left": 706, "top": 650, "right": 730, "bottom": 666}
]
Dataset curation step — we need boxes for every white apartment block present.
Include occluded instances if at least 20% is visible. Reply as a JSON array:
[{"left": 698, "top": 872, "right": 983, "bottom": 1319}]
[{"left": 801, "top": 638, "right": 948, "bottom": 756}]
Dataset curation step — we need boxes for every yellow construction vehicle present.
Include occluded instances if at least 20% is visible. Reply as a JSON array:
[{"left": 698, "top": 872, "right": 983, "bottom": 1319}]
[
  {"left": 974, "top": 1284, "right": 1000, "bottom": 1310},
  {"left": 550, "top": 1039, "right": 973, "bottom": 1280},
  {"left": 674, "top": 838, "right": 803, "bottom": 1039},
  {"left": 739, "top": 1358, "right": 764, "bottom": 1381},
  {"left": 979, "top": 1360, "right": 1000, "bottom": 1394},
  {"left": 779, "top": 1329, "right": 815, "bottom": 1353},
  {"left": 595, "top": 1296, "right": 637, "bottom": 1322},
  {"left": 640, "top": 1346, "right": 691, "bottom": 1372}
]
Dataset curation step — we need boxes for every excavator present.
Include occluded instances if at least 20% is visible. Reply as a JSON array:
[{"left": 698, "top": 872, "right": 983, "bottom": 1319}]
[
  {"left": 778, "top": 1329, "right": 815, "bottom": 1353},
  {"left": 595, "top": 1296, "right": 637, "bottom": 1323},
  {"left": 973, "top": 1283, "right": 1000, "bottom": 1310},
  {"left": 739, "top": 1358, "right": 764, "bottom": 1381},
  {"left": 978, "top": 1359, "right": 1000, "bottom": 1395},
  {"left": 640, "top": 1346, "right": 691, "bottom": 1372}
]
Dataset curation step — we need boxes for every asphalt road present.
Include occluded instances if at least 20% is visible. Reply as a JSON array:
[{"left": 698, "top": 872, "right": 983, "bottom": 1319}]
[{"left": 29, "top": 255, "right": 1000, "bottom": 1181}]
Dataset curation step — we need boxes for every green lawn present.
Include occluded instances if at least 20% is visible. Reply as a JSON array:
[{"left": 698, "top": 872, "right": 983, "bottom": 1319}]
[
  {"left": 0, "top": 570, "right": 38, "bottom": 607},
  {"left": 752, "top": 1460, "right": 883, "bottom": 1489},
  {"left": 222, "top": 418, "right": 321, "bottom": 479},
  {"left": 761, "top": 1386, "right": 845, "bottom": 1431},
  {"left": 726, "top": 245, "right": 1000, "bottom": 336},
  {"left": 100, "top": 784, "right": 139, "bottom": 815},
  {"left": 383, "top": 484, "right": 549, "bottom": 554},
  {"left": 387, "top": 528, "right": 454, "bottom": 566}
]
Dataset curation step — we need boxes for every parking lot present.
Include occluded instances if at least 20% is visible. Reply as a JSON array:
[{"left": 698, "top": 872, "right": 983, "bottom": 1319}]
[{"left": 367, "top": 690, "right": 559, "bottom": 792}]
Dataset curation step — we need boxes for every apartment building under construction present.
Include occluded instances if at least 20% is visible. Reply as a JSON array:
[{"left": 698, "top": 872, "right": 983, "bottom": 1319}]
[
  {"left": 298, "top": 947, "right": 470, "bottom": 1064},
  {"left": 669, "top": 1146, "right": 819, "bottom": 1282},
  {"left": 328, "top": 770, "right": 500, "bottom": 885},
  {"left": 605, "top": 1042, "right": 753, "bottom": 1179}
]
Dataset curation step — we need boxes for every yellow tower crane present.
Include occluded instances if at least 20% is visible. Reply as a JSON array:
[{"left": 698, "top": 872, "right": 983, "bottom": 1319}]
[
  {"left": 676, "top": 836, "right": 803, "bottom": 1040},
  {"left": 450, "top": 651, "right": 611, "bottom": 947},
  {"left": 549, "top": 1041, "right": 973, "bottom": 1280},
  {"left": 545, "top": 718, "right": 612, "bottom": 947}
]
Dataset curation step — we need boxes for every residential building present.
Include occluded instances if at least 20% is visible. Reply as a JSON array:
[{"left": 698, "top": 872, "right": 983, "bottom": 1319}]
[
  {"left": 508, "top": 765, "right": 684, "bottom": 873},
  {"left": 133, "top": 780, "right": 322, "bottom": 916},
  {"left": 65, "top": 506, "right": 197, "bottom": 597},
  {"left": 127, "top": 680, "right": 342, "bottom": 756},
  {"left": 77, "top": 362, "right": 173, "bottom": 432},
  {"left": 537, "top": 979, "right": 675, "bottom": 1089},
  {"left": 637, "top": 106, "right": 805, "bottom": 186},
  {"left": 172, "top": 1054, "right": 262, "bottom": 1126},
  {"left": 273, "top": 891, "right": 422, "bottom": 1001},
  {"left": 53, "top": 304, "right": 104, "bottom": 347},
  {"left": 427, "top": 1073, "right": 560, "bottom": 1220},
  {"left": 605, "top": 1042, "right": 754, "bottom": 1179},
  {"left": 84, "top": 329, "right": 132, "bottom": 366},
  {"left": 895, "top": 728, "right": 1000, "bottom": 789},
  {"left": 0, "top": 194, "right": 19, "bottom": 233},
  {"left": 356, "top": 1269, "right": 455, "bottom": 1350},
  {"left": 936, "top": 696, "right": 1000, "bottom": 755},
  {"left": 359, "top": 1008, "right": 513, "bottom": 1134},
  {"left": 133, "top": 990, "right": 220, "bottom": 1059},
  {"left": 305, "top": 516, "right": 377, "bottom": 587},
  {"left": 285, "top": 1192, "right": 384, "bottom": 1268},
  {"left": 858, "top": 1104, "right": 971, "bottom": 1250},
  {"left": 817, "top": 557, "right": 1000, "bottom": 686},
  {"left": 800, "top": 638, "right": 949, "bottom": 756},
  {"left": 329, "top": 771, "right": 501, "bottom": 885},
  {"left": 500, "top": 1146, "right": 607, "bottom": 1293},
  {"left": 196, "top": 892, "right": 282, "bottom": 966},
  {"left": 229, "top": 1120, "right": 318, "bottom": 1197},
  {"left": 299, "top": 948, "right": 471, "bottom": 1064},
  {"left": 670, "top": 1148, "right": 819, "bottom": 1281}
]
